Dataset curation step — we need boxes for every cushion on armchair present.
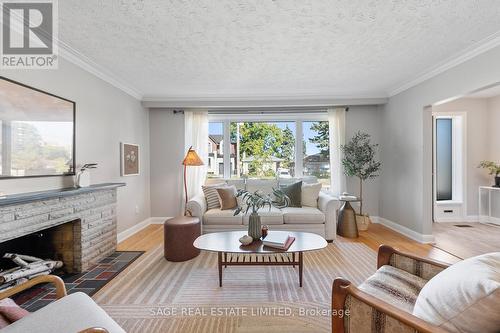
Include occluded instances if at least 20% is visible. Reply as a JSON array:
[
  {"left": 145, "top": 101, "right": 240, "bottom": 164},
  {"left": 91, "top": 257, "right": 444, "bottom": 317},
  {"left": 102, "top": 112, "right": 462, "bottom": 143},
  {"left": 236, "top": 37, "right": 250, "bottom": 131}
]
[
  {"left": 358, "top": 265, "right": 428, "bottom": 314},
  {"left": 413, "top": 252, "right": 500, "bottom": 333}
]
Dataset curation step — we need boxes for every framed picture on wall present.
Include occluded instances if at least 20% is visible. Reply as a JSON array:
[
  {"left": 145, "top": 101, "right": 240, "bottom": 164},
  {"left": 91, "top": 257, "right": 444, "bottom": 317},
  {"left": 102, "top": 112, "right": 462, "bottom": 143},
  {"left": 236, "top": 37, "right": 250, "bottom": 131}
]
[{"left": 121, "top": 143, "right": 140, "bottom": 176}]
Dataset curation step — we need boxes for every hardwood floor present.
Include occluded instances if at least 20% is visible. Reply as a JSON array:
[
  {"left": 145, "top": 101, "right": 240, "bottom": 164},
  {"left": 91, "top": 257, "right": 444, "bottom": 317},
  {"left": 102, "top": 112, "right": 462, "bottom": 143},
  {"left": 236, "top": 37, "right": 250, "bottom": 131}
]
[
  {"left": 118, "top": 223, "right": 461, "bottom": 264},
  {"left": 433, "top": 222, "right": 500, "bottom": 259}
]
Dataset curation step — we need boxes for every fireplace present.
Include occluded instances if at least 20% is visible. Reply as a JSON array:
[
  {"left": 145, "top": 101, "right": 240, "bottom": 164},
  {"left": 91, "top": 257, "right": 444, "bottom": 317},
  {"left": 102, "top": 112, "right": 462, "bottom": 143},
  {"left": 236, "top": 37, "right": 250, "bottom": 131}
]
[
  {"left": 0, "top": 183, "right": 124, "bottom": 275},
  {"left": 0, "top": 219, "right": 80, "bottom": 274}
]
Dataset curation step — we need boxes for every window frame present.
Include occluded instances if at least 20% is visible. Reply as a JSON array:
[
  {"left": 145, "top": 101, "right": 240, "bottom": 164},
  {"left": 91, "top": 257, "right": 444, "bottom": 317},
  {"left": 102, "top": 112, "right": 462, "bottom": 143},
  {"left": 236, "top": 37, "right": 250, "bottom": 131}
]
[{"left": 208, "top": 113, "right": 328, "bottom": 179}]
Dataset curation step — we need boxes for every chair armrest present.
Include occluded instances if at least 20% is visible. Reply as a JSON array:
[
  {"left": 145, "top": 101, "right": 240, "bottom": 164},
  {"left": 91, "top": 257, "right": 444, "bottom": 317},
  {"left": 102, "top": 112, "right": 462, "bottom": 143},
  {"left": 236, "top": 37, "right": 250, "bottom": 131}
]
[
  {"left": 0, "top": 275, "right": 67, "bottom": 300},
  {"left": 318, "top": 192, "right": 339, "bottom": 241},
  {"left": 332, "top": 278, "right": 448, "bottom": 333},
  {"left": 186, "top": 193, "right": 207, "bottom": 219},
  {"left": 377, "top": 245, "right": 450, "bottom": 280}
]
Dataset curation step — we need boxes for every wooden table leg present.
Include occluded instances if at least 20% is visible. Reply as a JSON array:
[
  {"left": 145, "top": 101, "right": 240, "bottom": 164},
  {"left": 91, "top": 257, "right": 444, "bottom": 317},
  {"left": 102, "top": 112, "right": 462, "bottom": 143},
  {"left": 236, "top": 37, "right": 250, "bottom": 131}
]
[
  {"left": 293, "top": 252, "right": 295, "bottom": 268},
  {"left": 299, "top": 252, "right": 303, "bottom": 287},
  {"left": 224, "top": 252, "right": 227, "bottom": 268},
  {"left": 218, "top": 252, "right": 223, "bottom": 287}
]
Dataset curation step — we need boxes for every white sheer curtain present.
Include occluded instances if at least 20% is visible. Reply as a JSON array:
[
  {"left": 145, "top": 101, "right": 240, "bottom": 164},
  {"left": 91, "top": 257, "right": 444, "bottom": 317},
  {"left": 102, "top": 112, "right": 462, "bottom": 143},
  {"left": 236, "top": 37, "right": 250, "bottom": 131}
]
[
  {"left": 328, "top": 107, "right": 347, "bottom": 197},
  {"left": 184, "top": 110, "right": 208, "bottom": 203}
]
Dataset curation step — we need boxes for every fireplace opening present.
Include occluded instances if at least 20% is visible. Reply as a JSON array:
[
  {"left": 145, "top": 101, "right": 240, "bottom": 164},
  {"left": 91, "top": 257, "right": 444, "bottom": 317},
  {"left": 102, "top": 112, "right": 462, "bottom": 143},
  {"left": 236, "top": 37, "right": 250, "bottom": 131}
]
[{"left": 0, "top": 219, "right": 80, "bottom": 275}]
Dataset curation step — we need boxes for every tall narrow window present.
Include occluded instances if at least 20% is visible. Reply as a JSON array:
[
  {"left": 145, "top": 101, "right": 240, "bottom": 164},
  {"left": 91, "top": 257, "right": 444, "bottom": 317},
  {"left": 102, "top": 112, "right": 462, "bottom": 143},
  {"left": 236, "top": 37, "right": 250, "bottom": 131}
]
[
  {"left": 436, "top": 118, "right": 453, "bottom": 201},
  {"left": 208, "top": 122, "right": 224, "bottom": 179},
  {"left": 303, "top": 121, "right": 330, "bottom": 190}
]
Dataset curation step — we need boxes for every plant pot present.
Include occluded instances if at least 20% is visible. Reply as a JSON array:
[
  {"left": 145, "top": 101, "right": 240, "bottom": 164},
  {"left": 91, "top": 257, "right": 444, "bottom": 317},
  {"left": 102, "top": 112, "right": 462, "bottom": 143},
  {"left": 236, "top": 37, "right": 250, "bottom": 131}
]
[
  {"left": 495, "top": 176, "right": 500, "bottom": 188},
  {"left": 248, "top": 213, "right": 262, "bottom": 240},
  {"left": 356, "top": 214, "right": 371, "bottom": 231}
]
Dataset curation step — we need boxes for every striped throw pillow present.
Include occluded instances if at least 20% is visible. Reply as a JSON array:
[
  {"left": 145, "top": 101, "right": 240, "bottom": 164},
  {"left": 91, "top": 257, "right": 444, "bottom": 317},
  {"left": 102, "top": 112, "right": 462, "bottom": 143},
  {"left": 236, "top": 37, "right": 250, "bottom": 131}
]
[{"left": 202, "top": 183, "right": 226, "bottom": 210}]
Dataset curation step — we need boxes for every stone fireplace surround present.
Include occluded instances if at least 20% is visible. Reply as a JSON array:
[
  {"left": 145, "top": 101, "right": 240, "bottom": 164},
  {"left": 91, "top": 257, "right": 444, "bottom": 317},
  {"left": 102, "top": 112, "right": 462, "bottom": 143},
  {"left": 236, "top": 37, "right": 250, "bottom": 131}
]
[{"left": 0, "top": 183, "right": 125, "bottom": 272}]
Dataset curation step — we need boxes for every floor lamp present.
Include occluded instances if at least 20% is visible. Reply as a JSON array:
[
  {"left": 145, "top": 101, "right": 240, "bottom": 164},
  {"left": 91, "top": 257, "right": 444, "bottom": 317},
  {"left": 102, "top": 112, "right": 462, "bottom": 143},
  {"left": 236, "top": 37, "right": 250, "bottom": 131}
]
[{"left": 182, "top": 146, "right": 204, "bottom": 216}]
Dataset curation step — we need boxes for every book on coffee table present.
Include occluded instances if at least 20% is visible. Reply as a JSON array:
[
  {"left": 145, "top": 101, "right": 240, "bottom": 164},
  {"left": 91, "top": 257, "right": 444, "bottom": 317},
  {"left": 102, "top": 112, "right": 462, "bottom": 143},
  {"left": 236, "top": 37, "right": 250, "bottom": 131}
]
[{"left": 262, "top": 233, "right": 295, "bottom": 250}]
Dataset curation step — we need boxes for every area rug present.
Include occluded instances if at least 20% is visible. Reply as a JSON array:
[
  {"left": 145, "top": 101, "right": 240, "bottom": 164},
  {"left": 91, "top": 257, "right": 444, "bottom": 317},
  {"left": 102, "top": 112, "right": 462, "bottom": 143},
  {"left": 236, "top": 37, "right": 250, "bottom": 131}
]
[
  {"left": 14, "top": 251, "right": 143, "bottom": 312},
  {"left": 93, "top": 242, "right": 377, "bottom": 333}
]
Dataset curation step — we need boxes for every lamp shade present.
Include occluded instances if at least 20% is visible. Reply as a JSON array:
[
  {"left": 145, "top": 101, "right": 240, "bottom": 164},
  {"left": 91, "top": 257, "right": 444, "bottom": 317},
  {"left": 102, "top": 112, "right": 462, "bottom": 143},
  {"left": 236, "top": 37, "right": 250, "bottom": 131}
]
[{"left": 182, "top": 147, "right": 204, "bottom": 166}]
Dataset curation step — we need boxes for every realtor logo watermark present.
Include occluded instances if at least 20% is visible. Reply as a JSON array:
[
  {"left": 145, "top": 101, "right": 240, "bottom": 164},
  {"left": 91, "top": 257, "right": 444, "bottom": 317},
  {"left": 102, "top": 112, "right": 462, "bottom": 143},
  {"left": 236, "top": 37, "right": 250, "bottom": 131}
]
[{"left": 1, "top": 0, "right": 58, "bottom": 69}]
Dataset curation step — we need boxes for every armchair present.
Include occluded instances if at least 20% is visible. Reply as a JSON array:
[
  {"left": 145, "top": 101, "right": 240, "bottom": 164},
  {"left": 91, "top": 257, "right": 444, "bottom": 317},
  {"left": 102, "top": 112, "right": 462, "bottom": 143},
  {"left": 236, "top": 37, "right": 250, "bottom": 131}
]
[
  {"left": 332, "top": 245, "right": 451, "bottom": 333},
  {"left": 0, "top": 275, "right": 123, "bottom": 333}
]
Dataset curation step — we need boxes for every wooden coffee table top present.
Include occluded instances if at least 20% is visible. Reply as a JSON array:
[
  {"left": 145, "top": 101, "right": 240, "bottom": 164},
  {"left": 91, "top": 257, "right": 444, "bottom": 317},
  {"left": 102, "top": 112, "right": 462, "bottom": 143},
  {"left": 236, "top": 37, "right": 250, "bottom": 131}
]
[{"left": 193, "top": 231, "right": 327, "bottom": 254}]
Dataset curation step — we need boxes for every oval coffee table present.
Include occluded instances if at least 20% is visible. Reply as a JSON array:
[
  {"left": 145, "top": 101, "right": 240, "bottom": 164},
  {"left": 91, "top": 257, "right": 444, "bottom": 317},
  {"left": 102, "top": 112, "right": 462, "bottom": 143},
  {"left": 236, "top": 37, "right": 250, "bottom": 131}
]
[{"left": 193, "top": 231, "right": 327, "bottom": 287}]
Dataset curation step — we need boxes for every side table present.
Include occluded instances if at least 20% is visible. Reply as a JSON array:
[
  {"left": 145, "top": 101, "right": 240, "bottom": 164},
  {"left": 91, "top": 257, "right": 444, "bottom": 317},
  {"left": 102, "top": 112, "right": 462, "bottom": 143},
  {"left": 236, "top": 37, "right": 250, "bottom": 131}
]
[{"left": 337, "top": 198, "right": 360, "bottom": 238}]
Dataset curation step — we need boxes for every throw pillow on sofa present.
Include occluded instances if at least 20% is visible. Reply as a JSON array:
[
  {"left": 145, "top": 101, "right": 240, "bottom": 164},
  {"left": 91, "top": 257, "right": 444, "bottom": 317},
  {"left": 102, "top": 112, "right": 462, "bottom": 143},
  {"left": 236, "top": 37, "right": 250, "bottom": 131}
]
[
  {"left": 301, "top": 183, "right": 322, "bottom": 207},
  {"left": 280, "top": 181, "right": 302, "bottom": 207},
  {"left": 202, "top": 183, "right": 226, "bottom": 209},
  {"left": 412, "top": 252, "right": 500, "bottom": 333},
  {"left": 216, "top": 185, "right": 238, "bottom": 210}
]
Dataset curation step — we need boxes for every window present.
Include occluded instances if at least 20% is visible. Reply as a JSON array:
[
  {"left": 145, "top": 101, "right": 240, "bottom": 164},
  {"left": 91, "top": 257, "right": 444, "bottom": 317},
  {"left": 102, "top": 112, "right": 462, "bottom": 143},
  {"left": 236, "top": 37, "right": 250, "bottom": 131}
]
[
  {"left": 231, "top": 122, "right": 296, "bottom": 178},
  {"left": 436, "top": 118, "right": 453, "bottom": 201},
  {"left": 208, "top": 115, "right": 330, "bottom": 187},
  {"left": 207, "top": 122, "right": 223, "bottom": 178},
  {"left": 303, "top": 121, "right": 330, "bottom": 190}
]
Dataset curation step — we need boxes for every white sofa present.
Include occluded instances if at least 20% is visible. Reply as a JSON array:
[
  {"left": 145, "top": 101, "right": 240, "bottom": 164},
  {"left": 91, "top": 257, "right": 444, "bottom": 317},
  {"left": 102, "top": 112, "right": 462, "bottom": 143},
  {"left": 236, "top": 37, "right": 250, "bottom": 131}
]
[{"left": 186, "top": 178, "right": 339, "bottom": 241}]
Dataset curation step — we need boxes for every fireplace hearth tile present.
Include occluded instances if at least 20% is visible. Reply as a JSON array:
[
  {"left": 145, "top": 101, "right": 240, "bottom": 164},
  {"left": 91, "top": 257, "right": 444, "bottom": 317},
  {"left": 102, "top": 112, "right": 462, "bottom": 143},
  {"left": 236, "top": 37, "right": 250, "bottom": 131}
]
[{"left": 12, "top": 250, "right": 143, "bottom": 311}]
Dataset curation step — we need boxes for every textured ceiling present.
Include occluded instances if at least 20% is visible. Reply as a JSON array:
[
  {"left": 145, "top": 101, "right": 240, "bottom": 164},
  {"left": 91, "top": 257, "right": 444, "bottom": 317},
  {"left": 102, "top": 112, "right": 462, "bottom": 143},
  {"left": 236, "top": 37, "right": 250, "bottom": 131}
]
[{"left": 59, "top": 0, "right": 500, "bottom": 99}]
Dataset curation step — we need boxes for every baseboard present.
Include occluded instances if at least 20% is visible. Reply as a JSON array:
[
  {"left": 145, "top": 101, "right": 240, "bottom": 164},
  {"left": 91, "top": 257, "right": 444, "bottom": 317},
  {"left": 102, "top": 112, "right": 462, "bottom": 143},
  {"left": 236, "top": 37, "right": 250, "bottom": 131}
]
[
  {"left": 117, "top": 218, "right": 152, "bottom": 243},
  {"left": 150, "top": 216, "right": 170, "bottom": 224},
  {"left": 371, "top": 216, "right": 435, "bottom": 244},
  {"left": 117, "top": 216, "right": 172, "bottom": 243}
]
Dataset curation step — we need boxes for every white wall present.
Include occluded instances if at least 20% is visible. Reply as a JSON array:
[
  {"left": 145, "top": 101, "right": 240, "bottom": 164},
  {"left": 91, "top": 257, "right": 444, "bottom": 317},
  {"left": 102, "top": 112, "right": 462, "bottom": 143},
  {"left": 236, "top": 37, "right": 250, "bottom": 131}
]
[
  {"left": 345, "top": 105, "right": 382, "bottom": 217},
  {"left": 488, "top": 95, "right": 500, "bottom": 162},
  {"left": 149, "top": 109, "right": 185, "bottom": 218},
  {"left": 0, "top": 58, "right": 151, "bottom": 233},
  {"left": 149, "top": 106, "right": 383, "bottom": 218},
  {"left": 432, "top": 98, "right": 491, "bottom": 216},
  {"left": 380, "top": 45, "right": 500, "bottom": 239}
]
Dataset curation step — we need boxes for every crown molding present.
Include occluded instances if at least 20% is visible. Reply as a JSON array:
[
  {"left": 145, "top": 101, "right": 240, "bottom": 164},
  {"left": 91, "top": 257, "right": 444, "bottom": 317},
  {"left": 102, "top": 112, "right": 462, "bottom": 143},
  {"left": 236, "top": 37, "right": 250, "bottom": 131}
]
[
  {"left": 141, "top": 93, "right": 388, "bottom": 108},
  {"left": 58, "top": 40, "right": 143, "bottom": 100},
  {"left": 388, "top": 31, "right": 500, "bottom": 97}
]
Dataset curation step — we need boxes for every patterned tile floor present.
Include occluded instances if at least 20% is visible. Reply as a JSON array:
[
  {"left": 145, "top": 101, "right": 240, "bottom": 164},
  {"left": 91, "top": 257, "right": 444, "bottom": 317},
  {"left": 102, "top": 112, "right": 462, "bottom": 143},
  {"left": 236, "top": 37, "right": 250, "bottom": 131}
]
[{"left": 13, "top": 251, "right": 143, "bottom": 312}]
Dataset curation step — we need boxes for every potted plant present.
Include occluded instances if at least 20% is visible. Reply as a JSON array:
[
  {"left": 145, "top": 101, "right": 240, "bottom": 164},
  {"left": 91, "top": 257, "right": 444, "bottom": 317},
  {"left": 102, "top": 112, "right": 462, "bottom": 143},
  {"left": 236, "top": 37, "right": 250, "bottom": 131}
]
[
  {"left": 478, "top": 161, "right": 500, "bottom": 187},
  {"left": 340, "top": 132, "right": 381, "bottom": 231},
  {"left": 234, "top": 189, "right": 289, "bottom": 240}
]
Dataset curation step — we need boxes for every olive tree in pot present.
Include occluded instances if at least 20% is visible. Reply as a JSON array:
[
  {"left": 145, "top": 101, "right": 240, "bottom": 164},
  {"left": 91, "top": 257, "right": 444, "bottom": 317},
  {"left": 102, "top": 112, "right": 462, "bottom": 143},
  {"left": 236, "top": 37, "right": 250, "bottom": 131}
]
[
  {"left": 478, "top": 161, "right": 500, "bottom": 187},
  {"left": 340, "top": 132, "right": 381, "bottom": 231},
  {"left": 234, "top": 189, "right": 289, "bottom": 241}
]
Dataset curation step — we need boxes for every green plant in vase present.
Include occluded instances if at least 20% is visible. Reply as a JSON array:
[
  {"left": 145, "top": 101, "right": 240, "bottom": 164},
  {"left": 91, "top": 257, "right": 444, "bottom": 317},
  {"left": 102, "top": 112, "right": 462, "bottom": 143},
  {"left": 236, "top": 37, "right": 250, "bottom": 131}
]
[
  {"left": 478, "top": 161, "right": 500, "bottom": 187},
  {"left": 234, "top": 189, "right": 289, "bottom": 240}
]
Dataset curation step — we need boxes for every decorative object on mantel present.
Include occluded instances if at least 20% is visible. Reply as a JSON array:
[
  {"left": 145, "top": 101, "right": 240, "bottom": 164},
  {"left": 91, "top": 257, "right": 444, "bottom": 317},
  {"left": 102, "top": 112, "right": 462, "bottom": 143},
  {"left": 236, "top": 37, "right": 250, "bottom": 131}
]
[
  {"left": 238, "top": 235, "right": 253, "bottom": 246},
  {"left": 182, "top": 146, "right": 204, "bottom": 216},
  {"left": 121, "top": 142, "right": 140, "bottom": 176},
  {"left": 340, "top": 131, "right": 381, "bottom": 233},
  {"left": 74, "top": 163, "right": 97, "bottom": 188},
  {"left": 478, "top": 160, "right": 500, "bottom": 187},
  {"left": 234, "top": 188, "right": 289, "bottom": 241},
  {"left": 0, "top": 254, "right": 63, "bottom": 291}
]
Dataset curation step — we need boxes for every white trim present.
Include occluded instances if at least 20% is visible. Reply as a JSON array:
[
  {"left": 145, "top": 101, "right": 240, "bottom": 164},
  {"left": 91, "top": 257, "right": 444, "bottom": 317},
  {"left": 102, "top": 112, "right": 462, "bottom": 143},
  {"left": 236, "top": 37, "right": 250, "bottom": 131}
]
[
  {"left": 142, "top": 97, "right": 388, "bottom": 109},
  {"left": 117, "top": 216, "right": 172, "bottom": 243},
  {"left": 371, "top": 216, "right": 435, "bottom": 244},
  {"left": 150, "top": 216, "right": 170, "bottom": 224},
  {"left": 117, "top": 217, "right": 152, "bottom": 243},
  {"left": 58, "top": 40, "right": 143, "bottom": 100},
  {"left": 389, "top": 31, "right": 500, "bottom": 96}
]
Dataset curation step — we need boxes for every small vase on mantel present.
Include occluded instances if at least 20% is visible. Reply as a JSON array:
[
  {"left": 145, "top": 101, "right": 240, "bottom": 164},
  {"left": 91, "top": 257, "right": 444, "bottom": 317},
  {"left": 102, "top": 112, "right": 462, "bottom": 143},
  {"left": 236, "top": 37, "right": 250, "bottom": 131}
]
[
  {"left": 248, "top": 213, "right": 262, "bottom": 241},
  {"left": 495, "top": 176, "right": 500, "bottom": 188}
]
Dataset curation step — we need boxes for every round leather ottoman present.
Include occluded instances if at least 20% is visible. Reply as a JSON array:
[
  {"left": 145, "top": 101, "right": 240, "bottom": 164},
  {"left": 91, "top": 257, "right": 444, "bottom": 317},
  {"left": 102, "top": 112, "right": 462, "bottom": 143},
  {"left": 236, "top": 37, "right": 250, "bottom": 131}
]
[{"left": 164, "top": 216, "right": 201, "bottom": 262}]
